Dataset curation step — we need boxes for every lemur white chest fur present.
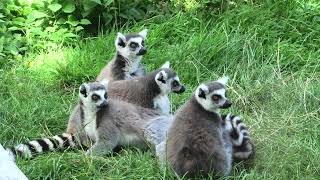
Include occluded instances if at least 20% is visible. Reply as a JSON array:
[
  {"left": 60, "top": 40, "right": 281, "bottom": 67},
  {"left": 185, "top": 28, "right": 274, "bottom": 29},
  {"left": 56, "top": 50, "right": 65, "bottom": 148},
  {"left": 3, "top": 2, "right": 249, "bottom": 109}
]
[
  {"left": 124, "top": 56, "right": 142, "bottom": 75},
  {"left": 83, "top": 106, "right": 98, "bottom": 142},
  {"left": 153, "top": 94, "right": 170, "bottom": 114}
]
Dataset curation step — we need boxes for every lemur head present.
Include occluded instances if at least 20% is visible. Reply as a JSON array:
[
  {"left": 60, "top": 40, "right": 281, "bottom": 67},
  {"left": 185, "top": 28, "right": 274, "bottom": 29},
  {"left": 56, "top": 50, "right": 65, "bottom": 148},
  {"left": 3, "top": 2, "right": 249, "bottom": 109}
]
[
  {"left": 195, "top": 77, "right": 232, "bottom": 112},
  {"left": 115, "top": 29, "right": 148, "bottom": 60},
  {"left": 154, "top": 61, "right": 185, "bottom": 95},
  {"left": 79, "top": 80, "right": 109, "bottom": 110}
]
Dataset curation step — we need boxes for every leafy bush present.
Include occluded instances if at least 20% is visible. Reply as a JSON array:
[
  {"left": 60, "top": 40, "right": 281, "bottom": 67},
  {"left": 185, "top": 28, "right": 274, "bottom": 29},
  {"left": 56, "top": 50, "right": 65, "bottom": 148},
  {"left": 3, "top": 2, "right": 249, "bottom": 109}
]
[{"left": 0, "top": 0, "right": 173, "bottom": 63}]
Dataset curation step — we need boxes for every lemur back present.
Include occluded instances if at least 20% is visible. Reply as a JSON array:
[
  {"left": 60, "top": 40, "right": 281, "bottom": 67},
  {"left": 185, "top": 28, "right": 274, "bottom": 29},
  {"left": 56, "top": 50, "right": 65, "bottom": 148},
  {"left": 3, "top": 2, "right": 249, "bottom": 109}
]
[{"left": 107, "top": 64, "right": 185, "bottom": 114}]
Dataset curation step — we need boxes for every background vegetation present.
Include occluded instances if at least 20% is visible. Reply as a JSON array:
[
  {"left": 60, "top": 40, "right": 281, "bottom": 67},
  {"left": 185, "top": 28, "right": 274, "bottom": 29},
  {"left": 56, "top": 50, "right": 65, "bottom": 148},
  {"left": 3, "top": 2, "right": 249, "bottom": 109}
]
[{"left": 0, "top": 0, "right": 319, "bottom": 179}]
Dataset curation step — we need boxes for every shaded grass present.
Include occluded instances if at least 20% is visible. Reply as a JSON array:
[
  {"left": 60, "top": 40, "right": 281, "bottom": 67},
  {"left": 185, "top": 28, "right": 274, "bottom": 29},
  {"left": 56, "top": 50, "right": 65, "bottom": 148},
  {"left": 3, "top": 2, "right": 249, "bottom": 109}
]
[{"left": 1, "top": 0, "right": 320, "bottom": 179}]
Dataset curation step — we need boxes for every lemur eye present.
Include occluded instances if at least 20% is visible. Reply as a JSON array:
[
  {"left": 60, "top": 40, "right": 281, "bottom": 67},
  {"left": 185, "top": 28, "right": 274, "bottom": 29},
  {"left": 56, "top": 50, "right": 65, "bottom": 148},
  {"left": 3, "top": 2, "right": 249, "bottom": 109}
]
[
  {"left": 172, "top": 80, "right": 179, "bottom": 87},
  {"left": 212, "top": 95, "right": 221, "bottom": 101},
  {"left": 130, "top": 42, "right": 138, "bottom": 49},
  {"left": 104, "top": 93, "right": 108, "bottom": 99},
  {"left": 92, "top": 94, "right": 100, "bottom": 101},
  {"left": 141, "top": 40, "right": 145, "bottom": 46}
]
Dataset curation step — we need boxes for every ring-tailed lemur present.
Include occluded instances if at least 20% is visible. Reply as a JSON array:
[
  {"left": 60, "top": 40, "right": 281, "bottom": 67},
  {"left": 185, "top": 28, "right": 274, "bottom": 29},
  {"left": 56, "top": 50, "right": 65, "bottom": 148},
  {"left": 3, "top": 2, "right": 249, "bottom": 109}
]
[
  {"left": 6, "top": 82, "right": 173, "bottom": 158},
  {"left": 96, "top": 29, "right": 148, "bottom": 81},
  {"left": 108, "top": 61, "right": 185, "bottom": 114},
  {"left": 67, "top": 29, "right": 148, "bottom": 135},
  {"left": 223, "top": 113, "right": 255, "bottom": 162},
  {"left": 164, "top": 77, "right": 234, "bottom": 178}
]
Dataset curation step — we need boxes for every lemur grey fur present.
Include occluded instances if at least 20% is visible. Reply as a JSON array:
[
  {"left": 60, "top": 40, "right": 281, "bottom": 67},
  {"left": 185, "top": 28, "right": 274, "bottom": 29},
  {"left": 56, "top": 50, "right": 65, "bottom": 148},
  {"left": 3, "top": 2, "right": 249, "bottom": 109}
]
[
  {"left": 108, "top": 61, "right": 185, "bottom": 114},
  {"left": 96, "top": 29, "right": 148, "bottom": 81},
  {"left": 67, "top": 29, "right": 148, "bottom": 135},
  {"left": 6, "top": 82, "right": 172, "bottom": 158},
  {"left": 164, "top": 77, "right": 234, "bottom": 178}
]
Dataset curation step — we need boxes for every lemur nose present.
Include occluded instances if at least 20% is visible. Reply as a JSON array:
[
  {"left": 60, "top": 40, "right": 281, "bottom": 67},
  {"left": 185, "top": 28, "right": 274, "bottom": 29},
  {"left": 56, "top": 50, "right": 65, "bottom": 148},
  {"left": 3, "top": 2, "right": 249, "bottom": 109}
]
[
  {"left": 98, "top": 101, "right": 108, "bottom": 108},
  {"left": 175, "top": 86, "right": 186, "bottom": 94},
  {"left": 137, "top": 47, "right": 147, "bottom": 55},
  {"left": 221, "top": 100, "right": 232, "bottom": 109}
]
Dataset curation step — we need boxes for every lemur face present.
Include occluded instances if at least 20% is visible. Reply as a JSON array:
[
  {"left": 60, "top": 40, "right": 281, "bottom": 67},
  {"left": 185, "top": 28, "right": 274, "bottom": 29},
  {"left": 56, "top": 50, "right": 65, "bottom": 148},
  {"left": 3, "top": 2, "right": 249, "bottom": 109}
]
[
  {"left": 79, "top": 82, "right": 109, "bottom": 110},
  {"left": 115, "top": 29, "right": 147, "bottom": 60},
  {"left": 155, "top": 62, "right": 185, "bottom": 95},
  {"left": 195, "top": 77, "right": 232, "bottom": 112}
]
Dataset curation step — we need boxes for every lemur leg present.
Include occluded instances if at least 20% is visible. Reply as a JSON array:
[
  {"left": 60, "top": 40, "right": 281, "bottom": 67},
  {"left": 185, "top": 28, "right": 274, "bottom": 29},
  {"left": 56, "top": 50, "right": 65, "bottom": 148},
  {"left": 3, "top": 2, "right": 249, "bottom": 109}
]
[
  {"left": 155, "top": 141, "right": 167, "bottom": 167},
  {"left": 222, "top": 113, "right": 255, "bottom": 162},
  {"left": 86, "top": 124, "right": 120, "bottom": 156}
]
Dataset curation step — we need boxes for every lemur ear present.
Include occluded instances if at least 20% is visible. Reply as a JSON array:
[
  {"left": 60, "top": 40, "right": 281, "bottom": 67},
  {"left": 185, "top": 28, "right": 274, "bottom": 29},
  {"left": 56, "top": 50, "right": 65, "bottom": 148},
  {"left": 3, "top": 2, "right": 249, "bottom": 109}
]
[
  {"left": 79, "top": 84, "right": 88, "bottom": 98},
  {"left": 216, "top": 76, "right": 229, "bottom": 86},
  {"left": 197, "top": 84, "right": 209, "bottom": 99},
  {"left": 155, "top": 70, "right": 168, "bottom": 84},
  {"left": 161, "top": 61, "right": 170, "bottom": 69},
  {"left": 100, "top": 79, "right": 109, "bottom": 89},
  {"left": 138, "top": 29, "right": 148, "bottom": 39},
  {"left": 115, "top": 32, "right": 126, "bottom": 47}
]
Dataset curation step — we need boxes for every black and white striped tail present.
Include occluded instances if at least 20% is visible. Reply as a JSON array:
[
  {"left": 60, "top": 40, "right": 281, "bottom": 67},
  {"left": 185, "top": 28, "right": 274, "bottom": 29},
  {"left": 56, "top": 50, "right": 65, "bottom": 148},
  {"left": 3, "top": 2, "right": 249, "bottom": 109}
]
[
  {"left": 6, "top": 133, "right": 77, "bottom": 159},
  {"left": 223, "top": 113, "right": 254, "bottom": 161}
]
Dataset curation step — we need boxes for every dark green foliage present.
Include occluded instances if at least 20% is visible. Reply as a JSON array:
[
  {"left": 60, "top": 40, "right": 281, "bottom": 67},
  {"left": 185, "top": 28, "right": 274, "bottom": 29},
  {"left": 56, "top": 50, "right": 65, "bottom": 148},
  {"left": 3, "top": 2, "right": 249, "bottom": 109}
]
[{"left": 0, "top": 0, "right": 174, "bottom": 62}]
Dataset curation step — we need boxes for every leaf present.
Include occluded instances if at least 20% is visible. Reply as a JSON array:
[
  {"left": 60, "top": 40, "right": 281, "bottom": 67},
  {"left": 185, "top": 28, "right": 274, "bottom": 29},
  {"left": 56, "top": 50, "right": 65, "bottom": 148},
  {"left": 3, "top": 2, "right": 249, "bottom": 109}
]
[
  {"left": 104, "top": 0, "right": 113, "bottom": 6},
  {"left": 57, "top": 17, "right": 66, "bottom": 24},
  {"left": 119, "top": 13, "right": 129, "bottom": 19},
  {"left": 45, "top": 26, "right": 55, "bottom": 32},
  {"left": 80, "top": 19, "right": 91, "bottom": 25},
  {"left": 34, "top": 19, "right": 44, "bottom": 27},
  {"left": 8, "top": 26, "right": 20, "bottom": 31},
  {"left": 48, "top": 3, "right": 62, "bottom": 12},
  {"left": 64, "top": 32, "right": 78, "bottom": 38},
  {"left": 62, "top": 2, "right": 76, "bottom": 13},
  {"left": 5, "top": 44, "right": 18, "bottom": 55},
  {"left": 128, "top": 8, "right": 143, "bottom": 19},
  {"left": 28, "top": 27, "right": 43, "bottom": 35},
  {"left": 102, "top": 12, "right": 113, "bottom": 25},
  {"left": 67, "top": 15, "right": 79, "bottom": 26},
  {"left": 26, "top": 10, "right": 47, "bottom": 22},
  {"left": 75, "top": 26, "right": 84, "bottom": 32},
  {"left": 12, "top": 17, "right": 25, "bottom": 26},
  {"left": 83, "top": 1, "right": 98, "bottom": 13},
  {"left": 90, "top": 0, "right": 102, "bottom": 5}
]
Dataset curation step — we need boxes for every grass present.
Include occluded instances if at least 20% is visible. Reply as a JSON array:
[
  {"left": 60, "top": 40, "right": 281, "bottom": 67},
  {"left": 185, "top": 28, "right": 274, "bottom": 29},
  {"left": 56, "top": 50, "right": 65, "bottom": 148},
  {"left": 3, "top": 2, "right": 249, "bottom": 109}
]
[{"left": 1, "top": 0, "right": 320, "bottom": 179}]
